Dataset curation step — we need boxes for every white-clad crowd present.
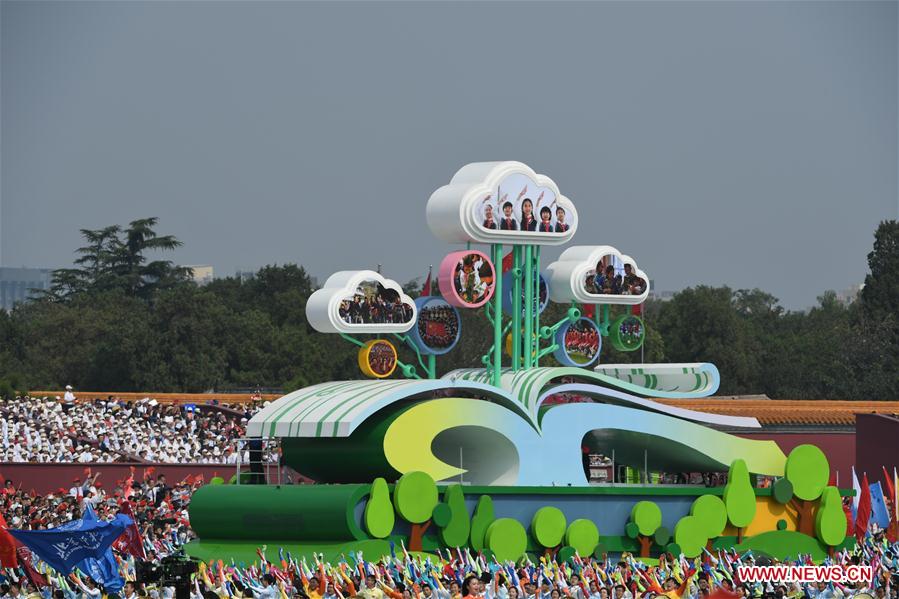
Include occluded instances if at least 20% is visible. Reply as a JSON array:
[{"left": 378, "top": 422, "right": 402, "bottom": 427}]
[{"left": 1, "top": 394, "right": 262, "bottom": 464}]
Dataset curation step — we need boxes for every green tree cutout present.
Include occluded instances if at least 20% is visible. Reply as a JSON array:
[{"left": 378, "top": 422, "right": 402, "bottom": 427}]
[
  {"left": 723, "top": 459, "right": 756, "bottom": 542},
  {"left": 470, "top": 495, "right": 495, "bottom": 551},
  {"left": 485, "top": 518, "right": 528, "bottom": 562},
  {"left": 815, "top": 486, "right": 848, "bottom": 549},
  {"left": 674, "top": 495, "right": 728, "bottom": 558},
  {"left": 364, "top": 477, "right": 395, "bottom": 539},
  {"left": 438, "top": 484, "right": 471, "bottom": 548},
  {"left": 627, "top": 501, "right": 663, "bottom": 557},
  {"left": 393, "top": 471, "right": 439, "bottom": 551},
  {"left": 565, "top": 519, "right": 600, "bottom": 557},
  {"left": 531, "top": 507, "right": 567, "bottom": 554},
  {"left": 772, "top": 445, "right": 832, "bottom": 537}
]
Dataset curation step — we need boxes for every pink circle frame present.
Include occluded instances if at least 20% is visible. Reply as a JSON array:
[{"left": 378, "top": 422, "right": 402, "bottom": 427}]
[{"left": 438, "top": 250, "right": 496, "bottom": 308}]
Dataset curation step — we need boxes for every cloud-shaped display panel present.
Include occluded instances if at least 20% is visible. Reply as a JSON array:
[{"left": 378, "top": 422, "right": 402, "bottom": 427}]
[
  {"left": 545, "top": 246, "right": 650, "bottom": 305},
  {"left": 427, "top": 161, "right": 578, "bottom": 246},
  {"left": 306, "top": 270, "right": 418, "bottom": 334}
]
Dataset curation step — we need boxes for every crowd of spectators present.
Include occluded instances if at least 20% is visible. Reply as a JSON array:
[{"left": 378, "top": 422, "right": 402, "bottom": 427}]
[
  {"left": 1, "top": 470, "right": 196, "bottom": 555},
  {"left": 1, "top": 513, "right": 898, "bottom": 599},
  {"left": 1, "top": 395, "right": 263, "bottom": 465}
]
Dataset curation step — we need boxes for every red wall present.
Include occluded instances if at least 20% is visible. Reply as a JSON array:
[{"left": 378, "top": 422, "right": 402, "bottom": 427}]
[
  {"left": 0, "top": 463, "right": 242, "bottom": 494},
  {"left": 855, "top": 414, "right": 899, "bottom": 489},
  {"left": 735, "top": 431, "right": 855, "bottom": 485}
]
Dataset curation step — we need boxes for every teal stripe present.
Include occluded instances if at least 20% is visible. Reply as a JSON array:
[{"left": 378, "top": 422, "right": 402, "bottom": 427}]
[
  {"left": 328, "top": 380, "right": 414, "bottom": 436},
  {"left": 285, "top": 381, "right": 361, "bottom": 436},
  {"left": 287, "top": 381, "right": 360, "bottom": 437},
  {"left": 317, "top": 380, "right": 409, "bottom": 437}
]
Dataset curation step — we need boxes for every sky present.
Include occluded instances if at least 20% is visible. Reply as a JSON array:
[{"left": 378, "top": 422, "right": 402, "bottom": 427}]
[{"left": 2, "top": 1, "right": 897, "bottom": 310}]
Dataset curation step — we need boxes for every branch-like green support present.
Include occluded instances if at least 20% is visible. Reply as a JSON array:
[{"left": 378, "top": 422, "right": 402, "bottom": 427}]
[
  {"left": 523, "top": 244, "right": 533, "bottom": 369},
  {"left": 535, "top": 307, "right": 581, "bottom": 361},
  {"left": 533, "top": 245, "right": 542, "bottom": 366},
  {"left": 600, "top": 304, "right": 611, "bottom": 336},
  {"left": 491, "top": 243, "right": 504, "bottom": 386},
  {"left": 391, "top": 333, "right": 434, "bottom": 379},
  {"left": 511, "top": 246, "right": 522, "bottom": 371},
  {"left": 339, "top": 333, "right": 366, "bottom": 348}
]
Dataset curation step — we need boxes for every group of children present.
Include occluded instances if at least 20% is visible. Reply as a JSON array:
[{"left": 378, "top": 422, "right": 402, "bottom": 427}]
[
  {"left": 417, "top": 305, "right": 460, "bottom": 350},
  {"left": 564, "top": 322, "right": 600, "bottom": 364},
  {"left": 586, "top": 264, "right": 646, "bottom": 297},
  {"left": 481, "top": 193, "right": 570, "bottom": 234},
  {"left": 339, "top": 289, "right": 414, "bottom": 326}
]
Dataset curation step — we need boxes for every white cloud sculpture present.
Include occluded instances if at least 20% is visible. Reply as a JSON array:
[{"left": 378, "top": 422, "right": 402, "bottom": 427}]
[
  {"left": 544, "top": 246, "right": 650, "bottom": 305},
  {"left": 427, "top": 161, "right": 578, "bottom": 246},
  {"left": 306, "top": 270, "right": 418, "bottom": 334}
]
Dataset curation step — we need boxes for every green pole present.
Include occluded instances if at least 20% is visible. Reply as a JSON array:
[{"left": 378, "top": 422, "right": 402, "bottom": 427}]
[
  {"left": 511, "top": 245, "right": 522, "bottom": 370},
  {"left": 601, "top": 304, "right": 611, "bottom": 336},
  {"left": 523, "top": 244, "right": 533, "bottom": 369},
  {"left": 427, "top": 353, "right": 436, "bottom": 379},
  {"left": 492, "top": 243, "right": 503, "bottom": 386},
  {"left": 533, "top": 245, "right": 541, "bottom": 366}
]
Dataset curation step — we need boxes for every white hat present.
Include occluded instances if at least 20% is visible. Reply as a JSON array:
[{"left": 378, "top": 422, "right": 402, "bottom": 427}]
[{"left": 65, "top": 385, "right": 72, "bottom": 390}]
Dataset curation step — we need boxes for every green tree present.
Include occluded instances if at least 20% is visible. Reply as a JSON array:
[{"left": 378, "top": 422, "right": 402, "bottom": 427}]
[
  {"left": 393, "top": 471, "right": 439, "bottom": 551},
  {"left": 485, "top": 518, "right": 527, "bottom": 562},
  {"left": 565, "top": 519, "right": 600, "bottom": 557},
  {"left": 627, "top": 501, "right": 663, "bottom": 557},
  {"left": 364, "top": 478, "right": 395, "bottom": 539},
  {"left": 673, "top": 515, "right": 706, "bottom": 558},
  {"left": 690, "top": 495, "right": 728, "bottom": 548},
  {"left": 653, "top": 286, "right": 764, "bottom": 395},
  {"left": 723, "top": 459, "right": 755, "bottom": 542},
  {"left": 674, "top": 495, "right": 727, "bottom": 557},
  {"left": 43, "top": 218, "right": 190, "bottom": 301},
  {"left": 861, "top": 220, "right": 899, "bottom": 318},
  {"left": 774, "top": 445, "right": 830, "bottom": 537},
  {"left": 857, "top": 220, "right": 899, "bottom": 398},
  {"left": 815, "top": 486, "right": 847, "bottom": 548},
  {"left": 531, "top": 506, "right": 567, "bottom": 552},
  {"left": 469, "top": 495, "right": 495, "bottom": 551},
  {"left": 437, "top": 484, "right": 470, "bottom": 548}
]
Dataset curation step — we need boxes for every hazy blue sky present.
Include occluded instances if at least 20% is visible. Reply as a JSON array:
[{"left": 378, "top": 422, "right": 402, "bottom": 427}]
[{"left": 2, "top": 1, "right": 896, "bottom": 309}]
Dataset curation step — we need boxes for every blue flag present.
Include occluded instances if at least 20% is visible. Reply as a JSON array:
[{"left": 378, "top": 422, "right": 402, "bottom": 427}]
[
  {"left": 8, "top": 505, "right": 132, "bottom": 575},
  {"left": 869, "top": 481, "right": 891, "bottom": 529},
  {"left": 75, "top": 507, "right": 125, "bottom": 592}
]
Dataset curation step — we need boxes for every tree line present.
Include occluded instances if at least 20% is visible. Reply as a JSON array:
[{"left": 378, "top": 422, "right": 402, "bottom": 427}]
[{"left": 0, "top": 219, "right": 896, "bottom": 398}]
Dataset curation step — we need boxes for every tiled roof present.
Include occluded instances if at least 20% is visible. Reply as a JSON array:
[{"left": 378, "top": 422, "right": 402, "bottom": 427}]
[{"left": 655, "top": 398, "right": 899, "bottom": 427}]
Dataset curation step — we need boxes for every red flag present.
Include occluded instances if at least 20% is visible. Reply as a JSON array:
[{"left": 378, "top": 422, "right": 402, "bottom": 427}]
[
  {"left": 581, "top": 304, "right": 596, "bottom": 319},
  {"left": 882, "top": 466, "right": 895, "bottom": 511},
  {"left": 17, "top": 546, "right": 48, "bottom": 588},
  {"left": 884, "top": 466, "right": 899, "bottom": 542},
  {"left": 0, "top": 512, "right": 19, "bottom": 568},
  {"left": 113, "top": 501, "right": 147, "bottom": 559},
  {"left": 502, "top": 252, "right": 514, "bottom": 273},
  {"left": 855, "top": 472, "right": 872, "bottom": 542},
  {"left": 421, "top": 267, "right": 432, "bottom": 298}
]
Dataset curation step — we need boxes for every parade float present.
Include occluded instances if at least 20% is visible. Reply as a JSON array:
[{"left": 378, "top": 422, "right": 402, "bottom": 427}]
[{"left": 186, "top": 161, "right": 852, "bottom": 564}]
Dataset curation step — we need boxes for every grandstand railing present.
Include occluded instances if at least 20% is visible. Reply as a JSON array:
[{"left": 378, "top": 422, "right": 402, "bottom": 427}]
[
  {"left": 27, "top": 391, "right": 280, "bottom": 404},
  {"left": 231, "top": 437, "right": 284, "bottom": 485}
]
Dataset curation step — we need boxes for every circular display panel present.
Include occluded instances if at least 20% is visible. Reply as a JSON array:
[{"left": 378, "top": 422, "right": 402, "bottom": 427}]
[
  {"left": 438, "top": 250, "right": 496, "bottom": 308},
  {"left": 358, "top": 339, "right": 398, "bottom": 378},
  {"left": 501, "top": 271, "right": 549, "bottom": 317},
  {"left": 609, "top": 314, "right": 645, "bottom": 352},
  {"left": 553, "top": 318, "right": 601, "bottom": 367},
  {"left": 410, "top": 296, "right": 462, "bottom": 355}
]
